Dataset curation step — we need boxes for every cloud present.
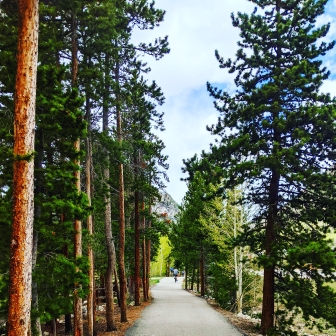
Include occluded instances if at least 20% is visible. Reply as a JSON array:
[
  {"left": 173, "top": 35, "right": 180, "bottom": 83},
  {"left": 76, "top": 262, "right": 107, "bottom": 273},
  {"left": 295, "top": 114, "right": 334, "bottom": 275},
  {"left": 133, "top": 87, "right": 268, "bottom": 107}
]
[{"left": 131, "top": 0, "right": 336, "bottom": 204}]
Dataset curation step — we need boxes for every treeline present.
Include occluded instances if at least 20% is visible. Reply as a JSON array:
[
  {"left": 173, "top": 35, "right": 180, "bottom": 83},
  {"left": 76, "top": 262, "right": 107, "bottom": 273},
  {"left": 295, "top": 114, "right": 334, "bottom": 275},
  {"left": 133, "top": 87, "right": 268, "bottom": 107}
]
[
  {"left": 171, "top": 1, "right": 336, "bottom": 335},
  {"left": 0, "top": 0, "right": 169, "bottom": 335}
]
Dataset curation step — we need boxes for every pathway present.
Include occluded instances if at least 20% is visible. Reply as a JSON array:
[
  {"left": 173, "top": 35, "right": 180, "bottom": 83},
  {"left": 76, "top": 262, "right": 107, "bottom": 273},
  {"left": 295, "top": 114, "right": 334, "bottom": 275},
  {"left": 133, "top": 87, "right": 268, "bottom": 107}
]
[{"left": 126, "top": 277, "right": 243, "bottom": 336}]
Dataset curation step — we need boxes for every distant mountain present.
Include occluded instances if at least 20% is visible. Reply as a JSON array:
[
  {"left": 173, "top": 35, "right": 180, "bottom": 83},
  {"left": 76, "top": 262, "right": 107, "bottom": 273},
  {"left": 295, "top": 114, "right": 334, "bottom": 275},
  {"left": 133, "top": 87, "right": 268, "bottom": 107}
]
[{"left": 153, "top": 191, "right": 179, "bottom": 221}]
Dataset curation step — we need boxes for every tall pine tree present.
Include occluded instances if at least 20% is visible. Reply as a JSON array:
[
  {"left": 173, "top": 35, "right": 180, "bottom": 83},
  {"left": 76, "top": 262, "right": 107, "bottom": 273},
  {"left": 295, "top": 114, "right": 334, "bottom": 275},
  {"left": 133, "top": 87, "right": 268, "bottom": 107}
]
[{"left": 205, "top": 0, "right": 336, "bottom": 333}]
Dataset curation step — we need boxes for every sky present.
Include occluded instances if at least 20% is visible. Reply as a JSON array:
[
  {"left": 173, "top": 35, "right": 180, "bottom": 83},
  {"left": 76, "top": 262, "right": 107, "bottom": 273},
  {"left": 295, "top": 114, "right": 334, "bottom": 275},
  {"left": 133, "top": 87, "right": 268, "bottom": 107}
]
[{"left": 132, "top": 0, "right": 336, "bottom": 204}]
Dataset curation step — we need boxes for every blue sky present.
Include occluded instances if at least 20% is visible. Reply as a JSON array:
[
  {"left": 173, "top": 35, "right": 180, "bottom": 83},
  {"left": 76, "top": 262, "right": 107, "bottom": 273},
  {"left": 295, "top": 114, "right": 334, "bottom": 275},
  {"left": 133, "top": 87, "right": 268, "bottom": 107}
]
[{"left": 132, "top": 0, "right": 336, "bottom": 204}]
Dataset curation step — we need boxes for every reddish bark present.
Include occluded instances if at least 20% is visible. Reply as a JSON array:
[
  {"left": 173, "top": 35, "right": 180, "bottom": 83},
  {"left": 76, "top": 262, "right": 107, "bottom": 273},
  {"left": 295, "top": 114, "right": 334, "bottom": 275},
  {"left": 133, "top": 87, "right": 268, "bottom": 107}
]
[
  {"left": 7, "top": 0, "right": 39, "bottom": 335},
  {"left": 71, "top": 11, "right": 83, "bottom": 336}
]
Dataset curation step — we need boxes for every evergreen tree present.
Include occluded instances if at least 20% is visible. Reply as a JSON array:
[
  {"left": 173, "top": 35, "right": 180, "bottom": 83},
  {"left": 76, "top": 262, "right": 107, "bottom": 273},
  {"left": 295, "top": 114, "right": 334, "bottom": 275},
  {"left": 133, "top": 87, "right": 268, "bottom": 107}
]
[
  {"left": 204, "top": 0, "right": 336, "bottom": 333},
  {"left": 7, "top": 1, "right": 39, "bottom": 335}
]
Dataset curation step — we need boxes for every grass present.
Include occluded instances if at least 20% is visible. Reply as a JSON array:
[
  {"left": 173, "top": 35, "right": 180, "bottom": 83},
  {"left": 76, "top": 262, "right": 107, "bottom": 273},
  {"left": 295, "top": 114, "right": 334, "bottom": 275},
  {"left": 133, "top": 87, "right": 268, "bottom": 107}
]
[{"left": 149, "top": 277, "right": 162, "bottom": 286}]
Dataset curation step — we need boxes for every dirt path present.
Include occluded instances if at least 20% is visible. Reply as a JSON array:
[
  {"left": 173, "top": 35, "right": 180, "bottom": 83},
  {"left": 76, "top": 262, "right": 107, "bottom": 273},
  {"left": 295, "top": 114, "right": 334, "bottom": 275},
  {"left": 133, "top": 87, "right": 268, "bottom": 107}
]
[{"left": 125, "top": 277, "right": 243, "bottom": 336}]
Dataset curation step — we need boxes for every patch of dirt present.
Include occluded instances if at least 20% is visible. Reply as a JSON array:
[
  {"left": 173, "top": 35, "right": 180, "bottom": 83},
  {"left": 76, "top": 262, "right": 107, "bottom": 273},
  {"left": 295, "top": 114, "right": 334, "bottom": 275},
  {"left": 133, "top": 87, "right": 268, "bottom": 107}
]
[
  {"left": 95, "top": 300, "right": 152, "bottom": 336},
  {"left": 41, "top": 298, "right": 152, "bottom": 336},
  {"left": 206, "top": 300, "right": 262, "bottom": 336}
]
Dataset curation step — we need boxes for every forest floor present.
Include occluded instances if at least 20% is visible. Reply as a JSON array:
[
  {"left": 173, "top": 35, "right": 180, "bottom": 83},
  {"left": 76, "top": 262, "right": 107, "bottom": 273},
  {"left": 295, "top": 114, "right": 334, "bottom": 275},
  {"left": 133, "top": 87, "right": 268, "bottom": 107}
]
[{"left": 41, "top": 300, "right": 152, "bottom": 335}]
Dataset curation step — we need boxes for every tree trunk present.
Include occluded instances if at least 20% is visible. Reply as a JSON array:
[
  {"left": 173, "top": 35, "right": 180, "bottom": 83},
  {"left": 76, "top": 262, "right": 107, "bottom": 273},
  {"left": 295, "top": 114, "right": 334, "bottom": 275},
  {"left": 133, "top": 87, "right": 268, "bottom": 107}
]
[
  {"left": 146, "top": 203, "right": 151, "bottom": 297},
  {"left": 102, "top": 54, "right": 117, "bottom": 332},
  {"left": 71, "top": 11, "right": 83, "bottom": 336},
  {"left": 114, "top": 267, "right": 121, "bottom": 307},
  {"left": 116, "top": 58, "right": 128, "bottom": 322},
  {"left": 51, "top": 319, "right": 57, "bottom": 336},
  {"left": 190, "top": 267, "right": 195, "bottom": 291},
  {"left": 86, "top": 126, "right": 94, "bottom": 335},
  {"left": 200, "top": 249, "right": 205, "bottom": 296},
  {"left": 64, "top": 314, "right": 72, "bottom": 335},
  {"left": 141, "top": 200, "right": 148, "bottom": 302},
  {"left": 260, "top": 170, "right": 279, "bottom": 334},
  {"left": 134, "top": 170, "right": 141, "bottom": 306},
  {"left": 7, "top": 0, "right": 39, "bottom": 335},
  {"left": 103, "top": 170, "right": 117, "bottom": 331},
  {"left": 184, "top": 266, "right": 188, "bottom": 290}
]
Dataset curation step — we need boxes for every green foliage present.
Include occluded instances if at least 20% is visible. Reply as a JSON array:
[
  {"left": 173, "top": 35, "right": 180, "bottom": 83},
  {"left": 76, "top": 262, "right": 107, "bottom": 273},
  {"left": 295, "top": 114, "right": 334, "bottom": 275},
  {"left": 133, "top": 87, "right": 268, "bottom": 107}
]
[{"left": 198, "top": 0, "right": 336, "bottom": 332}]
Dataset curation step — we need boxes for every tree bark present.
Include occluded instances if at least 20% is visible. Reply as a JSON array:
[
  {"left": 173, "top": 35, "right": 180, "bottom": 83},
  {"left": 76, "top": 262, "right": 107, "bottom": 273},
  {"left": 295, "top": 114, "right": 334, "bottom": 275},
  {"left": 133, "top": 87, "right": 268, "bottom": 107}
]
[
  {"left": 200, "top": 249, "right": 205, "bottom": 297},
  {"left": 86, "top": 120, "right": 94, "bottom": 335},
  {"left": 102, "top": 54, "right": 117, "bottom": 332},
  {"left": 184, "top": 266, "right": 188, "bottom": 290},
  {"left": 141, "top": 200, "right": 148, "bottom": 302},
  {"left": 146, "top": 203, "right": 151, "bottom": 297},
  {"left": 114, "top": 267, "right": 121, "bottom": 307},
  {"left": 116, "top": 58, "right": 127, "bottom": 322},
  {"left": 7, "top": 0, "right": 39, "bottom": 335},
  {"left": 71, "top": 11, "right": 83, "bottom": 336},
  {"left": 134, "top": 168, "right": 141, "bottom": 306},
  {"left": 261, "top": 2, "right": 281, "bottom": 333}
]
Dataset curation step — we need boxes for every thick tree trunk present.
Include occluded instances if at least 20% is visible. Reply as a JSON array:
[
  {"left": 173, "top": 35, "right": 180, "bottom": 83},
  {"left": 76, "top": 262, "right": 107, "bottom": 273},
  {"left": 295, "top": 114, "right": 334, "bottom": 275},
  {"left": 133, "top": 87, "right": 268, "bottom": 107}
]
[
  {"left": 7, "top": 0, "right": 39, "bottom": 335},
  {"left": 116, "top": 59, "right": 128, "bottom": 322},
  {"left": 260, "top": 171, "right": 279, "bottom": 334},
  {"left": 134, "top": 183, "right": 141, "bottom": 306},
  {"left": 141, "top": 201, "right": 148, "bottom": 302},
  {"left": 261, "top": 2, "right": 281, "bottom": 330}
]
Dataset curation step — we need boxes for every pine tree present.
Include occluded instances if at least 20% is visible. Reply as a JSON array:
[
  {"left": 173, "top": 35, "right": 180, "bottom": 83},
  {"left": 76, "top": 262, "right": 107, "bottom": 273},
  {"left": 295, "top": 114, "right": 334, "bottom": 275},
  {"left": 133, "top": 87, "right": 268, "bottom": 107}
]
[
  {"left": 7, "top": 0, "right": 39, "bottom": 335},
  {"left": 205, "top": 0, "right": 336, "bottom": 333}
]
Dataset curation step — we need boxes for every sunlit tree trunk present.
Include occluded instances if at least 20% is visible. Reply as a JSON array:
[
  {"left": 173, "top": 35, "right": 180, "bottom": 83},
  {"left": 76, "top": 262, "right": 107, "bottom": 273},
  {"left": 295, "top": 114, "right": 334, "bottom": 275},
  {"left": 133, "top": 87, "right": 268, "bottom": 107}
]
[
  {"left": 71, "top": 11, "right": 83, "bottom": 336},
  {"left": 7, "top": 0, "right": 39, "bottom": 334}
]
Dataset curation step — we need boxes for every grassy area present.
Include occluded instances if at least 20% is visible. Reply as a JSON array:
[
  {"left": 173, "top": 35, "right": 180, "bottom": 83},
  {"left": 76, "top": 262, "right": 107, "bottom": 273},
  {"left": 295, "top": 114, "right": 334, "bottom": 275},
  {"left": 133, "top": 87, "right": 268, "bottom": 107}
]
[{"left": 149, "top": 277, "right": 163, "bottom": 286}]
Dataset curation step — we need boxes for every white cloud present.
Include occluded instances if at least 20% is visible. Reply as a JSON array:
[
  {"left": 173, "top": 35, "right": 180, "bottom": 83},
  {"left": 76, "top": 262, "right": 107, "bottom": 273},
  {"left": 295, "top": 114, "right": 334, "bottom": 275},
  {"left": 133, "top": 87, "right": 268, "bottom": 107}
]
[
  {"left": 131, "top": 0, "right": 336, "bottom": 204},
  {"left": 131, "top": 0, "right": 254, "bottom": 203}
]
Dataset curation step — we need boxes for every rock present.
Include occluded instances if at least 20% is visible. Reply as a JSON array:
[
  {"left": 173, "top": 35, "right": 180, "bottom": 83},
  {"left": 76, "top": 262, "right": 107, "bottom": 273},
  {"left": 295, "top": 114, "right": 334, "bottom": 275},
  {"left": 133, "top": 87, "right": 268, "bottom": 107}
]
[{"left": 153, "top": 191, "right": 179, "bottom": 221}]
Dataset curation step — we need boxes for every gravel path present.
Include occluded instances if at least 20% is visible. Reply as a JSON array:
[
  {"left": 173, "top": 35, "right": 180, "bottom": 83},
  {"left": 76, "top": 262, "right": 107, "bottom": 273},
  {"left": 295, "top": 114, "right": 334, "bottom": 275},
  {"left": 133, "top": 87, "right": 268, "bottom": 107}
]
[{"left": 126, "top": 277, "right": 243, "bottom": 336}]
